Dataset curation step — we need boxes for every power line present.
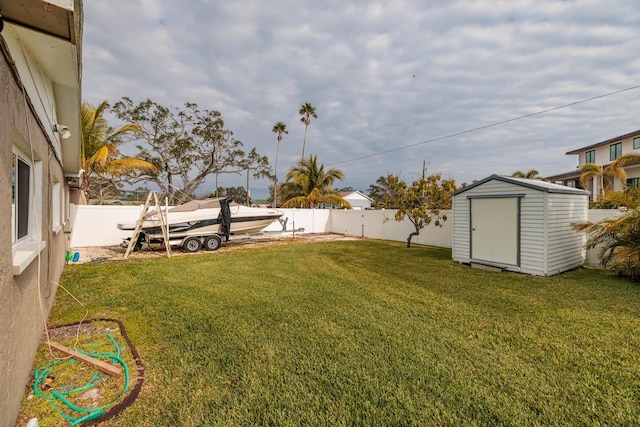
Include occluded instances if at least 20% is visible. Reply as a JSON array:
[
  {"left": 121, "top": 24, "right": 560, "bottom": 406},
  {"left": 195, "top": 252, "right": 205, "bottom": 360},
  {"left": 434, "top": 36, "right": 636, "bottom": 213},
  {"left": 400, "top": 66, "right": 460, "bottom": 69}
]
[{"left": 330, "top": 85, "right": 640, "bottom": 166}]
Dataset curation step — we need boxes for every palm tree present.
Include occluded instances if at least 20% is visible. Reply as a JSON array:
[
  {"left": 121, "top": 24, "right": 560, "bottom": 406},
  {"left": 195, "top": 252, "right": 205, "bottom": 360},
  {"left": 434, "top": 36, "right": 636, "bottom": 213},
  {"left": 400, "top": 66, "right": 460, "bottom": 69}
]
[
  {"left": 579, "top": 163, "right": 612, "bottom": 200},
  {"left": 81, "top": 101, "right": 157, "bottom": 201},
  {"left": 298, "top": 102, "right": 317, "bottom": 160},
  {"left": 604, "top": 153, "right": 640, "bottom": 185},
  {"left": 512, "top": 168, "right": 541, "bottom": 179},
  {"left": 281, "top": 155, "right": 351, "bottom": 208},
  {"left": 599, "top": 187, "right": 640, "bottom": 209},
  {"left": 271, "top": 121, "right": 288, "bottom": 207},
  {"left": 574, "top": 208, "right": 640, "bottom": 281}
]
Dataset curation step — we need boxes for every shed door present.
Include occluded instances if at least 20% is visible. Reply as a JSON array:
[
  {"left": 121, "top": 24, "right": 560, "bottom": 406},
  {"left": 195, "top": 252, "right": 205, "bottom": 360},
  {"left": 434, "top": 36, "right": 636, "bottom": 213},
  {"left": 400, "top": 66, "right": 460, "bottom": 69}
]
[{"left": 471, "top": 197, "right": 519, "bottom": 266}]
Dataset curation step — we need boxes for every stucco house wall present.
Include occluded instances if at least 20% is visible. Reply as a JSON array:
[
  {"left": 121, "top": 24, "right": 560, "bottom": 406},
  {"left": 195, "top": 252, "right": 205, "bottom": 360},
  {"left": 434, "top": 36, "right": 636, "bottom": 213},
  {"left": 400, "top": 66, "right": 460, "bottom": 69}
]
[{"left": 0, "top": 1, "right": 83, "bottom": 423}]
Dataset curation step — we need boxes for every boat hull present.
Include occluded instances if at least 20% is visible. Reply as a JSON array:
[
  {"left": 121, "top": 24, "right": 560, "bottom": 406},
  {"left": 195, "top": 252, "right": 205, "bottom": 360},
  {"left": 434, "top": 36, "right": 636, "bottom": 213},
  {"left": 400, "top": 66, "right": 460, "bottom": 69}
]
[{"left": 117, "top": 202, "right": 282, "bottom": 241}]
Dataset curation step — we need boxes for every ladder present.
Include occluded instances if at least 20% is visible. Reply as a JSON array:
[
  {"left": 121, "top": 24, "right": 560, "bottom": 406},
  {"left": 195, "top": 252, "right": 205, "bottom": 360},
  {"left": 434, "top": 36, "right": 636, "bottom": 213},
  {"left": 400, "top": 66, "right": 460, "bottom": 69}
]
[{"left": 123, "top": 192, "right": 171, "bottom": 259}]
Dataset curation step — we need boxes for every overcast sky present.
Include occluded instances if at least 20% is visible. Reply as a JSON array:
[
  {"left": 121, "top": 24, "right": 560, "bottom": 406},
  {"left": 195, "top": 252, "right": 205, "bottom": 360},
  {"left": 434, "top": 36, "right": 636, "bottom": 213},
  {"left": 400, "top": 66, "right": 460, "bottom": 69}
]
[{"left": 82, "top": 0, "right": 640, "bottom": 198}]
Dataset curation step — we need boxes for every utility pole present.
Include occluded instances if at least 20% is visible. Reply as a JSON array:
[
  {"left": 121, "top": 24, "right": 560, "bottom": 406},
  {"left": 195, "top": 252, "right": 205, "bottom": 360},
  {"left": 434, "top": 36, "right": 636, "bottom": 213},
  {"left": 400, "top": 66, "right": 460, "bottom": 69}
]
[{"left": 422, "top": 160, "right": 430, "bottom": 179}]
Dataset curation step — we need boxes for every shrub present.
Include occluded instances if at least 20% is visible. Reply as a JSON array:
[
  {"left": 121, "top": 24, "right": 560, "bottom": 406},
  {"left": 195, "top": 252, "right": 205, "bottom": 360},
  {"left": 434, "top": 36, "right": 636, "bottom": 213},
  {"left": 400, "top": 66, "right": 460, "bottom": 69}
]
[{"left": 574, "top": 207, "right": 640, "bottom": 280}]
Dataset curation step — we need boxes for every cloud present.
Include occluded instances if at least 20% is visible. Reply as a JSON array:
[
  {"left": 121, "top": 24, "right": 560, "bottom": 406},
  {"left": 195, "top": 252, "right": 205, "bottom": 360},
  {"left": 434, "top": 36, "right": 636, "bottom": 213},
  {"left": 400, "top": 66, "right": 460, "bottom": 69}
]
[{"left": 82, "top": 0, "right": 640, "bottom": 197}]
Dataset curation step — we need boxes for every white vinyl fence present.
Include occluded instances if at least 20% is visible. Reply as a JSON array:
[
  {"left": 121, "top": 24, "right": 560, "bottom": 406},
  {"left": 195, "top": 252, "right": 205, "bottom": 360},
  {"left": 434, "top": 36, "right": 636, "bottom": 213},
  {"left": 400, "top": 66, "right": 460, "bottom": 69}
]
[
  {"left": 69, "top": 205, "right": 623, "bottom": 267},
  {"left": 585, "top": 209, "right": 623, "bottom": 267},
  {"left": 69, "top": 205, "right": 452, "bottom": 248}
]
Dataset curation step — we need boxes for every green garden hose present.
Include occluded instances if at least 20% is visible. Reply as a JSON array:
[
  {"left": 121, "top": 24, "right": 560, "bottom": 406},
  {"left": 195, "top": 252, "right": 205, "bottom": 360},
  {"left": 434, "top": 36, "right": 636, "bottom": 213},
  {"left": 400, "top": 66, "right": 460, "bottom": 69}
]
[{"left": 33, "top": 334, "right": 130, "bottom": 425}]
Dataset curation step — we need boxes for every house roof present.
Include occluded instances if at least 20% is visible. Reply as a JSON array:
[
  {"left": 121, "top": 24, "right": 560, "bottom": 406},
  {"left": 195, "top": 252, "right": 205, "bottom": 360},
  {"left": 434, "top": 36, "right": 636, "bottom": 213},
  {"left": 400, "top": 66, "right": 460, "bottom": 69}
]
[
  {"left": 1, "top": 0, "right": 83, "bottom": 174},
  {"left": 340, "top": 190, "right": 373, "bottom": 201},
  {"left": 544, "top": 169, "right": 582, "bottom": 182},
  {"left": 566, "top": 129, "right": 640, "bottom": 154},
  {"left": 453, "top": 174, "right": 589, "bottom": 196},
  {"left": 0, "top": 0, "right": 78, "bottom": 44}
]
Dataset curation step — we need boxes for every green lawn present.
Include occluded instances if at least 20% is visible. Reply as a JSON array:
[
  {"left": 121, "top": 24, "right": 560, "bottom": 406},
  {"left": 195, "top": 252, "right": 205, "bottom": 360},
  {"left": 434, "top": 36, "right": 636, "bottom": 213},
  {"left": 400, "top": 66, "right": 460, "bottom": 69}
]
[{"left": 42, "top": 239, "right": 640, "bottom": 425}]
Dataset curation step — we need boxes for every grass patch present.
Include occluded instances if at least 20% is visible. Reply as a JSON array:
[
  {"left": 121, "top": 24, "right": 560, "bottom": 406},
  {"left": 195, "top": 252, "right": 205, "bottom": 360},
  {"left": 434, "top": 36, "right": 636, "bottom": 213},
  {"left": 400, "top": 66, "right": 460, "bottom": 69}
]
[{"left": 29, "top": 239, "right": 640, "bottom": 425}]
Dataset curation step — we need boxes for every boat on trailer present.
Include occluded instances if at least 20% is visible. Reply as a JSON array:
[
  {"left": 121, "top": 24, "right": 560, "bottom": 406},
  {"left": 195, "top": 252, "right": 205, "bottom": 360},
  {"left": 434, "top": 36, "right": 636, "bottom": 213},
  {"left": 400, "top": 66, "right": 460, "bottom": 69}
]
[{"left": 117, "top": 197, "right": 283, "bottom": 252}]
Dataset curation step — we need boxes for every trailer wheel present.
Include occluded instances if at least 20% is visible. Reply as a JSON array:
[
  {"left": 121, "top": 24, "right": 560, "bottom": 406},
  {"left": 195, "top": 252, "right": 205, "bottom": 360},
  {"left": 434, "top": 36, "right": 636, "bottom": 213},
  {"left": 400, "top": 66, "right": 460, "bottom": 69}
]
[
  {"left": 182, "top": 237, "right": 202, "bottom": 253},
  {"left": 204, "top": 235, "right": 222, "bottom": 251}
]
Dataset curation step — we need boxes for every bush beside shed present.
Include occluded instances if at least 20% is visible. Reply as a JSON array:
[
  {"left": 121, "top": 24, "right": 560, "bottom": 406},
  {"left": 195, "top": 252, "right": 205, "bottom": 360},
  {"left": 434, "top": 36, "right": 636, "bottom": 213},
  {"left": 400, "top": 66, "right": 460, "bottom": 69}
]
[{"left": 452, "top": 175, "right": 589, "bottom": 276}]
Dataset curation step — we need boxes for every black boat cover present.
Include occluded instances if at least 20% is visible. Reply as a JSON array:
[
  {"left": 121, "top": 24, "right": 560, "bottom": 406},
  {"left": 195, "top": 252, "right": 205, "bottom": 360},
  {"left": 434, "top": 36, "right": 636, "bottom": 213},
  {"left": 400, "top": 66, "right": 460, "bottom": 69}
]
[{"left": 218, "top": 197, "right": 232, "bottom": 241}]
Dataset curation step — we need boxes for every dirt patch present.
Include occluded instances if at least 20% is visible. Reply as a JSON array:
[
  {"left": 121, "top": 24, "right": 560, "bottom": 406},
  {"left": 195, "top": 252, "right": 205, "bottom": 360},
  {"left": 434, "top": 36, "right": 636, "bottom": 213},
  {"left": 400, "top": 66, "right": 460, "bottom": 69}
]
[
  {"left": 45, "top": 322, "right": 120, "bottom": 342},
  {"left": 69, "top": 233, "right": 360, "bottom": 264}
]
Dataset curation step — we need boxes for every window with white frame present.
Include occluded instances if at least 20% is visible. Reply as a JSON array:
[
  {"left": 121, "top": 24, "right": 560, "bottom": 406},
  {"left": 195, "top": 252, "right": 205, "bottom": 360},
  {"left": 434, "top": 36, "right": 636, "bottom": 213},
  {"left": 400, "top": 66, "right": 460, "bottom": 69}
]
[
  {"left": 634, "top": 137, "right": 640, "bottom": 150},
  {"left": 12, "top": 136, "right": 45, "bottom": 275},
  {"left": 12, "top": 152, "right": 31, "bottom": 243}
]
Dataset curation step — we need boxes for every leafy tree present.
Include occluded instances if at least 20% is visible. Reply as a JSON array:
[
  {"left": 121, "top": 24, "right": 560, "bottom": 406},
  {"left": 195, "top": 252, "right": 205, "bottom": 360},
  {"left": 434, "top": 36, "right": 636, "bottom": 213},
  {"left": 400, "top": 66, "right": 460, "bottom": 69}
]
[
  {"left": 204, "top": 187, "right": 249, "bottom": 205},
  {"left": 87, "top": 176, "right": 121, "bottom": 204},
  {"left": 386, "top": 174, "right": 456, "bottom": 248},
  {"left": 574, "top": 208, "right": 640, "bottom": 281},
  {"left": 110, "top": 98, "right": 270, "bottom": 204},
  {"left": 122, "top": 187, "right": 151, "bottom": 203},
  {"left": 239, "top": 147, "right": 272, "bottom": 203},
  {"left": 368, "top": 175, "right": 406, "bottom": 209},
  {"left": 299, "top": 102, "right": 317, "bottom": 160},
  {"left": 272, "top": 121, "right": 288, "bottom": 207},
  {"left": 281, "top": 155, "right": 350, "bottom": 208},
  {"left": 512, "top": 168, "right": 541, "bottom": 179},
  {"left": 81, "top": 100, "right": 157, "bottom": 203}
]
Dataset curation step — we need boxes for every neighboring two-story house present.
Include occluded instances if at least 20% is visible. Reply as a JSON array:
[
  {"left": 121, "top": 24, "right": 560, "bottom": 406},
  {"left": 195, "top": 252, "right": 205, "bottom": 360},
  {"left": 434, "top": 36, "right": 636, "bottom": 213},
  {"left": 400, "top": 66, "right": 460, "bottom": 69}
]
[
  {"left": 546, "top": 129, "right": 640, "bottom": 199},
  {"left": 1, "top": 0, "right": 83, "bottom": 423}
]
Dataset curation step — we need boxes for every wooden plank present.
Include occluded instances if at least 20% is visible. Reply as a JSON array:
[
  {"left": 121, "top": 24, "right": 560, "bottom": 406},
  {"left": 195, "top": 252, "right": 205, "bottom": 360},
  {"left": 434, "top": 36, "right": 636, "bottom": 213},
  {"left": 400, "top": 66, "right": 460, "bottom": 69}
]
[
  {"left": 152, "top": 192, "right": 171, "bottom": 258},
  {"left": 49, "top": 341, "right": 122, "bottom": 378},
  {"left": 123, "top": 192, "right": 154, "bottom": 259}
]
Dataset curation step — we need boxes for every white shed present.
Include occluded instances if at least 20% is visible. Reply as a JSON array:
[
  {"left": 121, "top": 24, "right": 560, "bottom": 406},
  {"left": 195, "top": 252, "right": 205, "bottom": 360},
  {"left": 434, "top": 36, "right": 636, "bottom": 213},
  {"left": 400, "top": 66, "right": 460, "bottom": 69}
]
[{"left": 452, "top": 175, "right": 589, "bottom": 276}]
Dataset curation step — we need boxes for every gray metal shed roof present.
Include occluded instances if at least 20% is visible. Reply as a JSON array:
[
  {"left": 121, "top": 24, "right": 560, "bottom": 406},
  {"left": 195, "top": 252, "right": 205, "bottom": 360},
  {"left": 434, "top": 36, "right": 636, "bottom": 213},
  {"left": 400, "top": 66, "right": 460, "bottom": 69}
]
[{"left": 453, "top": 174, "right": 590, "bottom": 196}]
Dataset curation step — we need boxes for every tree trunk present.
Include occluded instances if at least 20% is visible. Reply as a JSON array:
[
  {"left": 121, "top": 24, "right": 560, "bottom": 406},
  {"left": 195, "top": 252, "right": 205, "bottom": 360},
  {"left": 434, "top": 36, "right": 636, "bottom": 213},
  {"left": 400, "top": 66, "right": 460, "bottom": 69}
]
[
  {"left": 274, "top": 139, "right": 280, "bottom": 208},
  {"left": 406, "top": 223, "right": 421, "bottom": 248},
  {"left": 406, "top": 230, "right": 419, "bottom": 248},
  {"left": 81, "top": 174, "right": 91, "bottom": 204},
  {"left": 301, "top": 124, "right": 308, "bottom": 160}
]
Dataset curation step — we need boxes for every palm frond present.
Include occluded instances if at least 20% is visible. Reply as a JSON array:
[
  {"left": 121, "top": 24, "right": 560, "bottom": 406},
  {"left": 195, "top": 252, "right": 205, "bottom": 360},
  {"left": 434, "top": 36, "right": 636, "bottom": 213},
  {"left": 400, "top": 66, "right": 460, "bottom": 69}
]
[
  {"left": 573, "top": 208, "right": 640, "bottom": 279},
  {"left": 81, "top": 100, "right": 110, "bottom": 161},
  {"left": 579, "top": 163, "right": 602, "bottom": 189},
  {"left": 280, "top": 156, "right": 347, "bottom": 208},
  {"left": 605, "top": 153, "right": 640, "bottom": 184},
  {"left": 108, "top": 123, "right": 142, "bottom": 141},
  {"left": 103, "top": 158, "right": 158, "bottom": 176},
  {"left": 512, "top": 168, "right": 540, "bottom": 179},
  {"left": 281, "top": 196, "right": 308, "bottom": 208},
  {"left": 85, "top": 146, "right": 111, "bottom": 172}
]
